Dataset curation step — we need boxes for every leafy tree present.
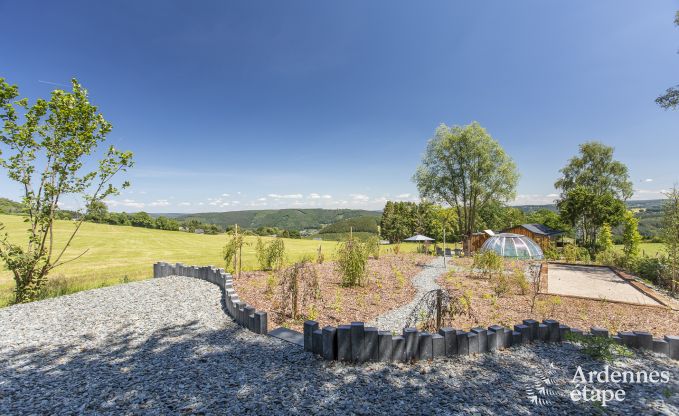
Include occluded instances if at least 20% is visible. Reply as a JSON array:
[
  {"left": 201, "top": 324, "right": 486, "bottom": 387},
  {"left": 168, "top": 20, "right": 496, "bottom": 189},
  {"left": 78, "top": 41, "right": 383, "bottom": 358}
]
[
  {"left": 380, "top": 201, "right": 417, "bottom": 243},
  {"left": 598, "top": 223, "right": 614, "bottom": 253},
  {"left": 477, "top": 201, "right": 526, "bottom": 231},
  {"left": 662, "top": 187, "right": 679, "bottom": 294},
  {"left": 130, "top": 211, "right": 154, "bottom": 228},
  {"left": 621, "top": 210, "right": 641, "bottom": 264},
  {"left": 656, "top": 11, "right": 679, "bottom": 109},
  {"left": 555, "top": 142, "right": 632, "bottom": 256},
  {"left": 414, "top": 122, "right": 519, "bottom": 238},
  {"left": 155, "top": 216, "right": 179, "bottom": 231},
  {"left": 0, "top": 78, "right": 133, "bottom": 303},
  {"left": 85, "top": 200, "right": 109, "bottom": 223},
  {"left": 525, "top": 208, "right": 570, "bottom": 234}
]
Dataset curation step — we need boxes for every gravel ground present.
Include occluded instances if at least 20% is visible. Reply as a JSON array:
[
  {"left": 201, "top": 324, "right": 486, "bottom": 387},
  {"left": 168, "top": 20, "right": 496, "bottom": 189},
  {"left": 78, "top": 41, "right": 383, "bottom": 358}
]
[
  {"left": 1, "top": 276, "right": 678, "bottom": 415},
  {"left": 369, "top": 256, "right": 452, "bottom": 332}
]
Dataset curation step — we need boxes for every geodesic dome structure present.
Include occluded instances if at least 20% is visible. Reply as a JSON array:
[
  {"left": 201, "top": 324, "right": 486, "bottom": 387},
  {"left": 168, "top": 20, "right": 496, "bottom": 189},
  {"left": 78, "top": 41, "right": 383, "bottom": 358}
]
[{"left": 480, "top": 233, "right": 544, "bottom": 260}]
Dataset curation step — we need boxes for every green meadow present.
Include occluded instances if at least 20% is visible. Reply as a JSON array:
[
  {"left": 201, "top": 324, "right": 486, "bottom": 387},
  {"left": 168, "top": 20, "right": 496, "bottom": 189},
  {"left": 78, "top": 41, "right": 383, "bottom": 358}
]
[{"left": 0, "top": 214, "right": 418, "bottom": 306}]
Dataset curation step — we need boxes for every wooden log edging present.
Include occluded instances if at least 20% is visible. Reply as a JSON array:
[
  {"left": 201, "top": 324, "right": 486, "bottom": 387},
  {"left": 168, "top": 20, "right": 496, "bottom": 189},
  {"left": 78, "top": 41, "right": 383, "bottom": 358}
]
[
  {"left": 305, "top": 319, "right": 679, "bottom": 363},
  {"left": 153, "top": 261, "right": 268, "bottom": 335}
]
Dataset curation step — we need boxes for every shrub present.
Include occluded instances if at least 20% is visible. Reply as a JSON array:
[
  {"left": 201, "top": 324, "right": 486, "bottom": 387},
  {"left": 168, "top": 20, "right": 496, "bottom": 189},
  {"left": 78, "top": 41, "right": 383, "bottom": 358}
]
[
  {"left": 543, "top": 242, "right": 560, "bottom": 260},
  {"left": 492, "top": 273, "right": 511, "bottom": 297},
  {"left": 365, "top": 235, "right": 380, "bottom": 259},
  {"left": 565, "top": 332, "right": 632, "bottom": 362},
  {"left": 336, "top": 239, "right": 368, "bottom": 286},
  {"left": 256, "top": 238, "right": 286, "bottom": 271},
  {"left": 223, "top": 233, "right": 245, "bottom": 273},
  {"left": 511, "top": 267, "right": 529, "bottom": 295},
  {"left": 634, "top": 256, "right": 666, "bottom": 286},
  {"left": 472, "top": 250, "right": 504, "bottom": 279},
  {"left": 564, "top": 243, "right": 590, "bottom": 263},
  {"left": 275, "top": 260, "right": 320, "bottom": 321}
]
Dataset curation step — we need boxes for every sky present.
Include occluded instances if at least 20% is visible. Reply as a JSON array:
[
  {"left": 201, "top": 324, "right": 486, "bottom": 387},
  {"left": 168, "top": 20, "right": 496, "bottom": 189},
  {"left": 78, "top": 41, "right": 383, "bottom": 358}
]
[{"left": 1, "top": 0, "right": 679, "bottom": 213}]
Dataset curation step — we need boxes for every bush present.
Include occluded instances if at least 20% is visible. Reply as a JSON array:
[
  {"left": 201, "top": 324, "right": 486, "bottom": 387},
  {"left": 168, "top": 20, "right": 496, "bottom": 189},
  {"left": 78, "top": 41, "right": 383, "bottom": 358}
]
[
  {"left": 511, "top": 267, "right": 529, "bottom": 295},
  {"left": 543, "top": 242, "right": 560, "bottom": 260},
  {"left": 634, "top": 256, "right": 666, "bottom": 286},
  {"left": 275, "top": 260, "right": 320, "bottom": 322},
  {"left": 256, "top": 237, "right": 286, "bottom": 271},
  {"left": 336, "top": 239, "right": 368, "bottom": 286},
  {"left": 365, "top": 235, "right": 380, "bottom": 259},
  {"left": 563, "top": 243, "right": 590, "bottom": 263},
  {"left": 565, "top": 332, "right": 632, "bottom": 362},
  {"left": 472, "top": 250, "right": 504, "bottom": 279},
  {"left": 223, "top": 233, "right": 245, "bottom": 273}
]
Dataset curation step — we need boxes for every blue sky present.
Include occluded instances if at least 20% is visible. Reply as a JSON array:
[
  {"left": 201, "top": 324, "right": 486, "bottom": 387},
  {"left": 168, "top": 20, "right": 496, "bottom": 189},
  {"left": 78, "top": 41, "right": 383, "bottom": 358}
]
[{"left": 1, "top": 1, "right": 678, "bottom": 213}]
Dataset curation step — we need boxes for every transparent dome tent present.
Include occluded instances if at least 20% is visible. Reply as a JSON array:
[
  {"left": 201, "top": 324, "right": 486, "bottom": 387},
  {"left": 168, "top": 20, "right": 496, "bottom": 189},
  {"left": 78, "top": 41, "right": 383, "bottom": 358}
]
[{"left": 480, "top": 233, "right": 544, "bottom": 260}]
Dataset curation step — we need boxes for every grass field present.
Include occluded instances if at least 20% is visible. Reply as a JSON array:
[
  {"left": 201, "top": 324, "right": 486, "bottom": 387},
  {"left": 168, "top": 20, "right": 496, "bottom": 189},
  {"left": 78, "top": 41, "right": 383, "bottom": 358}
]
[
  {"left": 614, "top": 242, "right": 665, "bottom": 257},
  {"left": 0, "top": 214, "right": 419, "bottom": 306}
]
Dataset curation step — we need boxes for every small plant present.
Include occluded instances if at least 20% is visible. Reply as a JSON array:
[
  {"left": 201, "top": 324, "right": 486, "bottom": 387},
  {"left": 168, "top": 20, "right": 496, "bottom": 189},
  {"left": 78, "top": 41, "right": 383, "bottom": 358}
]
[
  {"left": 307, "top": 304, "right": 319, "bottom": 321},
  {"left": 491, "top": 273, "right": 511, "bottom": 297},
  {"left": 331, "top": 288, "right": 343, "bottom": 313},
  {"left": 364, "top": 235, "right": 380, "bottom": 259},
  {"left": 274, "top": 260, "right": 320, "bottom": 322},
  {"left": 511, "top": 267, "right": 529, "bottom": 295},
  {"left": 393, "top": 243, "right": 401, "bottom": 255},
  {"left": 316, "top": 245, "right": 324, "bottom": 264},
  {"left": 472, "top": 250, "right": 504, "bottom": 280},
  {"left": 336, "top": 239, "right": 368, "bottom": 287},
  {"left": 565, "top": 332, "right": 632, "bottom": 362},
  {"left": 223, "top": 232, "right": 245, "bottom": 274},
  {"left": 393, "top": 267, "right": 406, "bottom": 289},
  {"left": 265, "top": 272, "right": 277, "bottom": 299}
]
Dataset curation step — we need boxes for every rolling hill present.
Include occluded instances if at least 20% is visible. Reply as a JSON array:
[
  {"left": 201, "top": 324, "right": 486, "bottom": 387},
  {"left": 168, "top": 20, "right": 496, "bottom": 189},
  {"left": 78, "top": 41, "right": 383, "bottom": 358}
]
[{"left": 174, "top": 209, "right": 381, "bottom": 230}]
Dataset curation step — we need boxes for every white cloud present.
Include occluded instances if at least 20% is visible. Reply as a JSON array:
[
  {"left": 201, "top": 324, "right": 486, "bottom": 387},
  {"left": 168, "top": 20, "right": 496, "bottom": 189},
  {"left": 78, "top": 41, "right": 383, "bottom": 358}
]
[
  {"left": 104, "top": 198, "right": 146, "bottom": 209},
  {"left": 268, "top": 193, "right": 303, "bottom": 199},
  {"left": 396, "top": 193, "right": 411, "bottom": 199},
  {"left": 350, "top": 193, "right": 370, "bottom": 201},
  {"left": 257, "top": 197, "right": 267, "bottom": 201},
  {"left": 644, "top": 179, "right": 654, "bottom": 183},
  {"left": 148, "top": 199, "right": 170, "bottom": 207},
  {"left": 222, "top": 193, "right": 231, "bottom": 197},
  {"left": 511, "top": 194, "right": 559, "bottom": 205},
  {"left": 308, "top": 193, "right": 321, "bottom": 199}
]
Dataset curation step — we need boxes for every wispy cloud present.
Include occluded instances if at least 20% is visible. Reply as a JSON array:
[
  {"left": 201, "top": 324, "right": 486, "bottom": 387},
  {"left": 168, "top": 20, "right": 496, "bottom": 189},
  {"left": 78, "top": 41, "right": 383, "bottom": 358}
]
[
  {"left": 268, "top": 193, "right": 303, "bottom": 199},
  {"left": 350, "top": 193, "right": 370, "bottom": 201}
]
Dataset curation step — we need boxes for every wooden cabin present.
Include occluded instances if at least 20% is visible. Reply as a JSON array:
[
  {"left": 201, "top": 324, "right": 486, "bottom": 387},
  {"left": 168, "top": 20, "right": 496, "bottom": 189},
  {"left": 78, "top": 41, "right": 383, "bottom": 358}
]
[
  {"left": 501, "top": 224, "right": 563, "bottom": 251},
  {"left": 463, "top": 230, "right": 494, "bottom": 254}
]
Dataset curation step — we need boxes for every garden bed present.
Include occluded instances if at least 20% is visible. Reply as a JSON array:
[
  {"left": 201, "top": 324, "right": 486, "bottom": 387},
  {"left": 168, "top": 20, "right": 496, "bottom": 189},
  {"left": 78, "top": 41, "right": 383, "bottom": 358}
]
[
  {"left": 437, "top": 258, "right": 679, "bottom": 337},
  {"left": 232, "top": 253, "right": 430, "bottom": 332}
]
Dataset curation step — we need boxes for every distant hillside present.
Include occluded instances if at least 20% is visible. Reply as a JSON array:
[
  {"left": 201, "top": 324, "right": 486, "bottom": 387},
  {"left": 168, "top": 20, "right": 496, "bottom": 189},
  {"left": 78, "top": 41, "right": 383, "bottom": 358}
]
[
  {"left": 318, "top": 215, "right": 379, "bottom": 234},
  {"left": 0, "top": 198, "right": 23, "bottom": 214},
  {"left": 175, "top": 209, "right": 381, "bottom": 230}
]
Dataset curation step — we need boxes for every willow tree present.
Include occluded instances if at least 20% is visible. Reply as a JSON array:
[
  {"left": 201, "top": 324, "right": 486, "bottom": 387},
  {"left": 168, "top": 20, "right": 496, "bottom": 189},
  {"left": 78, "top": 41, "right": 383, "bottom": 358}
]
[
  {"left": 0, "top": 78, "right": 133, "bottom": 303},
  {"left": 413, "top": 122, "right": 518, "bottom": 238}
]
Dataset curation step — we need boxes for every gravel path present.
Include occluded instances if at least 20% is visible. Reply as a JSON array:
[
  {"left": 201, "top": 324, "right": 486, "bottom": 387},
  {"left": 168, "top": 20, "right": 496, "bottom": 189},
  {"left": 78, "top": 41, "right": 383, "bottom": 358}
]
[
  {"left": 369, "top": 256, "right": 451, "bottom": 332},
  {"left": 1, "top": 276, "right": 678, "bottom": 415}
]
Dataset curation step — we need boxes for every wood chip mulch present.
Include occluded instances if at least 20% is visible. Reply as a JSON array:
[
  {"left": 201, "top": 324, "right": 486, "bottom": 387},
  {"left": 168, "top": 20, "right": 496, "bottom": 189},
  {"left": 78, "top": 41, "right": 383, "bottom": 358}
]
[
  {"left": 232, "top": 254, "right": 431, "bottom": 332},
  {"left": 437, "top": 259, "right": 679, "bottom": 338}
]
